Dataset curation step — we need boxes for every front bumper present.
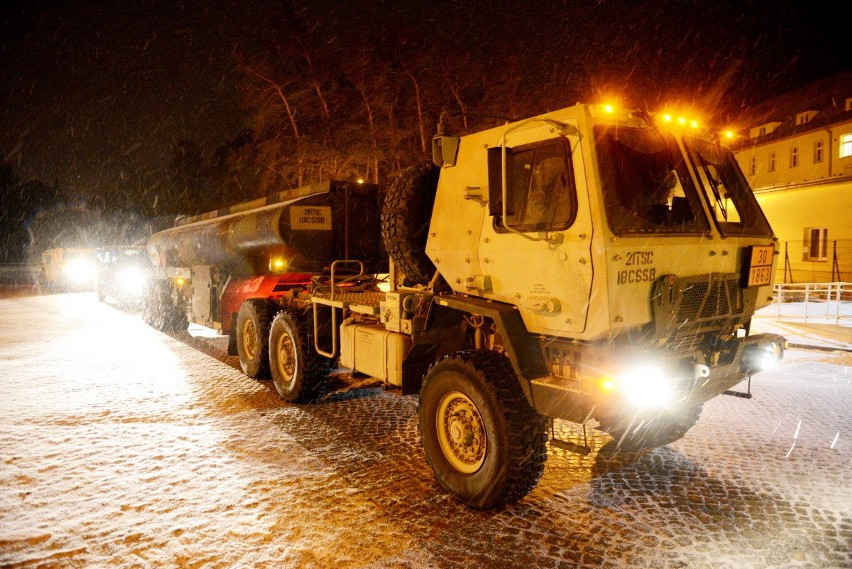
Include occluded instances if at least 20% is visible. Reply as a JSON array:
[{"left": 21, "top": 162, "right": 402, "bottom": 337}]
[{"left": 529, "top": 332, "right": 787, "bottom": 430}]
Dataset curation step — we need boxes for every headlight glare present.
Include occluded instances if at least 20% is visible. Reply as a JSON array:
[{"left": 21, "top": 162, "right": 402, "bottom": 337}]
[
  {"left": 618, "top": 364, "right": 674, "bottom": 408},
  {"left": 743, "top": 342, "right": 783, "bottom": 373},
  {"left": 117, "top": 266, "right": 147, "bottom": 296},
  {"left": 63, "top": 259, "right": 97, "bottom": 285}
]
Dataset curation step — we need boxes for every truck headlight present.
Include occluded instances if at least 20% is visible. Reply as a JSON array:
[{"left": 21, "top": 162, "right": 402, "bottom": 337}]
[
  {"left": 117, "top": 266, "right": 148, "bottom": 296},
  {"left": 63, "top": 259, "right": 97, "bottom": 285},
  {"left": 617, "top": 364, "right": 675, "bottom": 408}
]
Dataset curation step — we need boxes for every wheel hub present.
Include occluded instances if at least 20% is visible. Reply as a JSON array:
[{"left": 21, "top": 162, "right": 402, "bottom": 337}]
[
  {"left": 276, "top": 334, "right": 296, "bottom": 381},
  {"left": 242, "top": 320, "right": 257, "bottom": 359},
  {"left": 436, "top": 391, "right": 485, "bottom": 474}
]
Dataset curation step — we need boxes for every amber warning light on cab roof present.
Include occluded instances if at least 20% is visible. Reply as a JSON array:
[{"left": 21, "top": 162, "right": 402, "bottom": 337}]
[
  {"left": 592, "top": 102, "right": 703, "bottom": 131},
  {"left": 591, "top": 102, "right": 749, "bottom": 144}
]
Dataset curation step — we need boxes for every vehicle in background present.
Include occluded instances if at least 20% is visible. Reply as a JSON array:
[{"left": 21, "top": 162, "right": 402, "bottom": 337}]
[
  {"left": 95, "top": 246, "right": 152, "bottom": 309},
  {"left": 38, "top": 248, "right": 98, "bottom": 292}
]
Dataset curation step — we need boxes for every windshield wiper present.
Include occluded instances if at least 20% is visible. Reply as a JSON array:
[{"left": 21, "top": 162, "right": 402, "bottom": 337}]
[{"left": 697, "top": 155, "right": 727, "bottom": 221}]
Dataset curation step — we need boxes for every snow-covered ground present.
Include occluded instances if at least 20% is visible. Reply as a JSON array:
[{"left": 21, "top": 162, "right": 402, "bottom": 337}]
[{"left": 1, "top": 292, "right": 850, "bottom": 568}]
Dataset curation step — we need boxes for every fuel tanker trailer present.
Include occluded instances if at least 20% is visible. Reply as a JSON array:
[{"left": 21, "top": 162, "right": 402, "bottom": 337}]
[{"left": 144, "top": 180, "right": 386, "bottom": 398}]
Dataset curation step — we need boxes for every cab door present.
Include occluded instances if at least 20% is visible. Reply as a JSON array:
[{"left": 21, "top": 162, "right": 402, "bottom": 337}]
[{"left": 480, "top": 123, "right": 594, "bottom": 336}]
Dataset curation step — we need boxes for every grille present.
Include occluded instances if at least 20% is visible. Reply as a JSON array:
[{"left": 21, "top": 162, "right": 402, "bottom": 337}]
[{"left": 678, "top": 277, "right": 742, "bottom": 322}]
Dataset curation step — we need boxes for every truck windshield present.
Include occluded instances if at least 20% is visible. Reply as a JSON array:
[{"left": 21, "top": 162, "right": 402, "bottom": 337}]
[
  {"left": 683, "top": 136, "right": 774, "bottom": 237},
  {"left": 595, "top": 125, "right": 710, "bottom": 236}
]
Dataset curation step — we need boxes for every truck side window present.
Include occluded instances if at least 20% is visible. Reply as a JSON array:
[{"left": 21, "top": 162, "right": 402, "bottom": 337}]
[{"left": 489, "top": 139, "right": 577, "bottom": 232}]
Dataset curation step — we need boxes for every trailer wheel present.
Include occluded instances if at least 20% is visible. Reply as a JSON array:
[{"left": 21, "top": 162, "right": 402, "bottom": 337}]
[
  {"left": 268, "top": 310, "right": 329, "bottom": 403},
  {"left": 418, "top": 349, "right": 548, "bottom": 509},
  {"left": 381, "top": 160, "right": 440, "bottom": 285},
  {"left": 143, "top": 281, "right": 187, "bottom": 332},
  {"left": 236, "top": 300, "right": 271, "bottom": 379}
]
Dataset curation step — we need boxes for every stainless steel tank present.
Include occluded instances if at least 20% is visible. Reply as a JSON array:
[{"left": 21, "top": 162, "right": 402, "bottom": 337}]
[{"left": 147, "top": 181, "right": 386, "bottom": 275}]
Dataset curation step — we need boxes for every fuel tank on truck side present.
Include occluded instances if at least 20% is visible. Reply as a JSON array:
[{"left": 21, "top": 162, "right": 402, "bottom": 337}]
[{"left": 147, "top": 180, "right": 387, "bottom": 276}]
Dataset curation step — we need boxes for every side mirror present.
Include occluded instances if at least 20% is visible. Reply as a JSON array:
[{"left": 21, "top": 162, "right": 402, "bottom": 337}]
[{"left": 431, "top": 135, "right": 460, "bottom": 167}]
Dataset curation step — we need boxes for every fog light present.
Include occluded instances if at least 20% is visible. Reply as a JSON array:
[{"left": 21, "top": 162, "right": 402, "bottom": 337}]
[{"left": 744, "top": 342, "right": 783, "bottom": 373}]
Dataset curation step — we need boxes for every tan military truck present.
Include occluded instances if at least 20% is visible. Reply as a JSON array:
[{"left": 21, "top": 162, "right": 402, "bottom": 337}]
[
  {"left": 145, "top": 103, "right": 785, "bottom": 509},
  {"left": 38, "top": 247, "right": 98, "bottom": 291}
]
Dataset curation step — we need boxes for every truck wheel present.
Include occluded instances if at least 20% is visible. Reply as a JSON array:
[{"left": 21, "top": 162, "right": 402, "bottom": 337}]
[
  {"left": 268, "top": 310, "right": 329, "bottom": 403},
  {"left": 143, "top": 281, "right": 187, "bottom": 332},
  {"left": 381, "top": 160, "right": 440, "bottom": 285},
  {"left": 236, "top": 300, "right": 271, "bottom": 379},
  {"left": 418, "top": 349, "right": 548, "bottom": 509}
]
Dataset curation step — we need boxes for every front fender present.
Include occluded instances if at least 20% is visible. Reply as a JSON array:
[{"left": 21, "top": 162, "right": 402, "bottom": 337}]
[{"left": 401, "top": 295, "right": 548, "bottom": 403}]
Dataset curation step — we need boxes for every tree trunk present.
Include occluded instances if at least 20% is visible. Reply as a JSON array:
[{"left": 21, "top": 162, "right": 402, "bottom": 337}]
[
  {"left": 405, "top": 71, "right": 428, "bottom": 155},
  {"left": 358, "top": 85, "right": 380, "bottom": 183}
]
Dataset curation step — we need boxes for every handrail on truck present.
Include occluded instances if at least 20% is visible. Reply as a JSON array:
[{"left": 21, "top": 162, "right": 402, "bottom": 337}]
[{"left": 312, "top": 260, "right": 366, "bottom": 359}]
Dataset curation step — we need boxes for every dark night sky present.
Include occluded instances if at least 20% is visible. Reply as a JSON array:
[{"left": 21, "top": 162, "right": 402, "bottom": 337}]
[
  {"left": 1, "top": 0, "right": 280, "bottom": 206},
  {"left": 1, "top": 0, "right": 850, "bottom": 207}
]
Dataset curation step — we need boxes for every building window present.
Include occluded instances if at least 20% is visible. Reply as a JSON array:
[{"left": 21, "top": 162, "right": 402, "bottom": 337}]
[
  {"left": 749, "top": 156, "right": 756, "bottom": 176},
  {"left": 803, "top": 227, "right": 828, "bottom": 262},
  {"left": 790, "top": 146, "right": 799, "bottom": 168},
  {"left": 814, "top": 140, "right": 824, "bottom": 163},
  {"left": 768, "top": 152, "right": 776, "bottom": 172},
  {"left": 840, "top": 133, "right": 852, "bottom": 158},
  {"left": 846, "top": 98, "right": 852, "bottom": 112},
  {"left": 796, "top": 113, "right": 811, "bottom": 125},
  {"left": 759, "top": 126, "right": 767, "bottom": 136}
]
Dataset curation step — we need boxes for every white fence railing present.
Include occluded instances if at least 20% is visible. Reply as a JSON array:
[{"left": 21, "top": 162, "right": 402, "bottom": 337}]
[{"left": 770, "top": 282, "right": 852, "bottom": 325}]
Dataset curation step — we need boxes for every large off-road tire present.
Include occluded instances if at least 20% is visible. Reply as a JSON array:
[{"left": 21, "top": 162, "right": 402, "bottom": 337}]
[
  {"left": 236, "top": 300, "right": 271, "bottom": 379},
  {"left": 381, "top": 160, "right": 440, "bottom": 286},
  {"left": 143, "top": 281, "right": 187, "bottom": 332},
  {"left": 418, "top": 349, "right": 549, "bottom": 509},
  {"left": 268, "top": 310, "right": 330, "bottom": 403}
]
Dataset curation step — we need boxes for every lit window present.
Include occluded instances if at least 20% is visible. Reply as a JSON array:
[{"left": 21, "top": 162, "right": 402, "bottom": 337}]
[
  {"left": 790, "top": 146, "right": 799, "bottom": 168},
  {"left": 749, "top": 156, "right": 756, "bottom": 176},
  {"left": 840, "top": 133, "right": 852, "bottom": 158},
  {"left": 814, "top": 140, "right": 824, "bottom": 163},
  {"left": 768, "top": 152, "right": 776, "bottom": 172}
]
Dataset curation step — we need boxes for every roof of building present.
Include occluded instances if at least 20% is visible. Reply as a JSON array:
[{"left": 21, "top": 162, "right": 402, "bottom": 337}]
[{"left": 731, "top": 69, "right": 852, "bottom": 149}]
